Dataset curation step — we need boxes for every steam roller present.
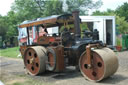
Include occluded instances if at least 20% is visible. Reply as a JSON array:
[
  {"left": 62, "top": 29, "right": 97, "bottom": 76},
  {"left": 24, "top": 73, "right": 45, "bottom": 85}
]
[
  {"left": 19, "top": 10, "right": 119, "bottom": 82},
  {"left": 24, "top": 46, "right": 47, "bottom": 75},
  {"left": 79, "top": 47, "right": 119, "bottom": 81}
]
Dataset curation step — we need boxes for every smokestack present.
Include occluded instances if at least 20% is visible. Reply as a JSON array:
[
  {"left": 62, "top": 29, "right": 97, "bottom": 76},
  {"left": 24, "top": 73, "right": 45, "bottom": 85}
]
[{"left": 72, "top": 10, "right": 81, "bottom": 38}]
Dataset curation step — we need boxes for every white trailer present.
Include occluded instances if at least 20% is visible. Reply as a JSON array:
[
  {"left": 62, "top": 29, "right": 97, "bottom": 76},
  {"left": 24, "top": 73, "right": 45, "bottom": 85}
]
[{"left": 80, "top": 16, "right": 116, "bottom": 46}]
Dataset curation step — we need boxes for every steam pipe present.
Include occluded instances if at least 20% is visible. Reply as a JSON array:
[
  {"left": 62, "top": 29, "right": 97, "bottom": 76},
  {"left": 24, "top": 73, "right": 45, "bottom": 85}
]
[{"left": 72, "top": 10, "right": 81, "bottom": 38}]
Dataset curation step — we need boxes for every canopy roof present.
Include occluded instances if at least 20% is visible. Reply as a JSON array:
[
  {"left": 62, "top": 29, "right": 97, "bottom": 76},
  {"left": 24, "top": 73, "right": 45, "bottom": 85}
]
[{"left": 18, "top": 14, "right": 74, "bottom": 28}]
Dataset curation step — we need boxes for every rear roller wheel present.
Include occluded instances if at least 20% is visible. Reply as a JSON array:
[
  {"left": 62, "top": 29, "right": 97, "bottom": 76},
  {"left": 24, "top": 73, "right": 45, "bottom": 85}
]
[
  {"left": 24, "top": 46, "right": 47, "bottom": 75},
  {"left": 79, "top": 48, "right": 118, "bottom": 81},
  {"left": 46, "top": 47, "right": 56, "bottom": 71}
]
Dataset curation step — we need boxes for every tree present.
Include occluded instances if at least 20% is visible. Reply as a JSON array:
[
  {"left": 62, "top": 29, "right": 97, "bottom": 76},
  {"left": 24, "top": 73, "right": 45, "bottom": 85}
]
[
  {"left": 6, "top": 11, "right": 18, "bottom": 39},
  {"left": 12, "top": 0, "right": 103, "bottom": 19},
  {"left": 43, "top": 0, "right": 64, "bottom": 16},
  {"left": 92, "top": 9, "right": 115, "bottom": 16},
  {"left": 116, "top": 2, "right": 128, "bottom": 21},
  {"left": 11, "top": 0, "right": 42, "bottom": 20},
  {"left": 11, "top": 0, "right": 64, "bottom": 20},
  {"left": 0, "top": 16, "right": 8, "bottom": 41},
  {"left": 66, "top": 0, "right": 102, "bottom": 15},
  {"left": 116, "top": 16, "right": 128, "bottom": 33}
]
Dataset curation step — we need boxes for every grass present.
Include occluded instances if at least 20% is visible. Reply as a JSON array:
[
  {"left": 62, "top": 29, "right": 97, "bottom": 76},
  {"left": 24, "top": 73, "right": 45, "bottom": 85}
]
[{"left": 0, "top": 47, "right": 20, "bottom": 58}]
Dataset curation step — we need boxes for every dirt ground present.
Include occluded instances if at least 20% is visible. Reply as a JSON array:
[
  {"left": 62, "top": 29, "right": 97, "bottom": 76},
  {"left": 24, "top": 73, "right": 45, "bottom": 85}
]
[{"left": 0, "top": 51, "right": 128, "bottom": 85}]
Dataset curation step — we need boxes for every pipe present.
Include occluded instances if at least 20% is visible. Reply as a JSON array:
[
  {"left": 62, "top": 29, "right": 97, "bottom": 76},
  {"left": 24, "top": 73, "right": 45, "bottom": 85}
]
[{"left": 72, "top": 10, "right": 81, "bottom": 38}]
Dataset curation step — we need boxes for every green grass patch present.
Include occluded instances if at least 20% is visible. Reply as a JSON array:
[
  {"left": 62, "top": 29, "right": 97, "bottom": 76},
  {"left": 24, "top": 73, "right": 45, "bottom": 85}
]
[
  {"left": 13, "top": 82, "right": 23, "bottom": 85},
  {"left": 0, "top": 47, "right": 20, "bottom": 58}
]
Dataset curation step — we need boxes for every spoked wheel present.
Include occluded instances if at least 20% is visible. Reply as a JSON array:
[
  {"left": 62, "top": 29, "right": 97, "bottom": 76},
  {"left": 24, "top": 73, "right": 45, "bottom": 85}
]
[
  {"left": 24, "top": 46, "right": 47, "bottom": 75},
  {"left": 79, "top": 48, "right": 118, "bottom": 81}
]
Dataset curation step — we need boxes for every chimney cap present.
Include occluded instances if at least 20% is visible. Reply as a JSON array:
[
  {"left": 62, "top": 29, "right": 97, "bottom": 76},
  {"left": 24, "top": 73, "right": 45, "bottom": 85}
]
[{"left": 72, "top": 10, "right": 79, "bottom": 13}]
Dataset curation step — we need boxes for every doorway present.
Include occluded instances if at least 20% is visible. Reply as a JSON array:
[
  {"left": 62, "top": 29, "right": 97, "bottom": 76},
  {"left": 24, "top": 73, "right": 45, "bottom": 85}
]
[{"left": 106, "top": 20, "right": 113, "bottom": 45}]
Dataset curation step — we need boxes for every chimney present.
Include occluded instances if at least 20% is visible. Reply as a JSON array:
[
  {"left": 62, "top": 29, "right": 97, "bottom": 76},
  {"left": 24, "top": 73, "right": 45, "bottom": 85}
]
[{"left": 72, "top": 10, "right": 81, "bottom": 38}]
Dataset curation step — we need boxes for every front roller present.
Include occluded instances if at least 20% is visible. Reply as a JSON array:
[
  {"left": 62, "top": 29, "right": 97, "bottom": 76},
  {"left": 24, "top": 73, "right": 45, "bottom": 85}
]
[
  {"left": 79, "top": 47, "right": 118, "bottom": 81},
  {"left": 24, "top": 46, "right": 47, "bottom": 75}
]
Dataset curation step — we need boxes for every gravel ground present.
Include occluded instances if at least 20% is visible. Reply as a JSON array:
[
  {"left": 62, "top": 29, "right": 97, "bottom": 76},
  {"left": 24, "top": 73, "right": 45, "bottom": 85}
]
[{"left": 0, "top": 51, "right": 128, "bottom": 85}]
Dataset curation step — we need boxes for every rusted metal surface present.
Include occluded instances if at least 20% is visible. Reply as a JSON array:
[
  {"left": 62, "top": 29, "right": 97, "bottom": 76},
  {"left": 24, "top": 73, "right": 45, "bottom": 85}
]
[
  {"left": 72, "top": 11, "right": 81, "bottom": 37},
  {"left": 48, "top": 52, "right": 54, "bottom": 67},
  {"left": 37, "top": 36, "right": 50, "bottom": 45},
  {"left": 79, "top": 50, "right": 104, "bottom": 81},
  {"left": 79, "top": 47, "right": 118, "bottom": 81},
  {"left": 24, "top": 46, "right": 47, "bottom": 75},
  {"left": 85, "top": 44, "right": 100, "bottom": 68},
  {"left": 18, "top": 14, "right": 74, "bottom": 28},
  {"left": 37, "top": 36, "right": 61, "bottom": 46},
  {"left": 86, "top": 45, "right": 91, "bottom": 68},
  {"left": 93, "top": 48, "right": 118, "bottom": 80},
  {"left": 20, "top": 46, "right": 27, "bottom": 57},
  {"left": 54, "top": 46, "right": 65, "bottom": 72},
  {"left": 19, "top": 18, "right": 57, "bottom": 28},
  {"left": 46, "top": 47, "right": 56, "bottom": 71}
]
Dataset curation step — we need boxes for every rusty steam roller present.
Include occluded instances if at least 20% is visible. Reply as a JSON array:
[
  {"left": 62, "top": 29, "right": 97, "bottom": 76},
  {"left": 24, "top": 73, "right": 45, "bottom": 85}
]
[{"left": 18, "top": 10, "right": 118, "bottom": 82}]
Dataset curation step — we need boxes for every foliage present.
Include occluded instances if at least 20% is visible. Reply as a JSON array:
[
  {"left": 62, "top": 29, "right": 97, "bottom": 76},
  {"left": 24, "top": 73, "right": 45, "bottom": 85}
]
[
  {"left": 116, "top": 2, "right": 128, "bottom": 22},
  {"left": 0, "top": 16, "right": 8, "bottom": 41},
  {"left": 0, "top": 47, "right": 20, "bottom": 58},
  {"left": 116, "top": 37, "right": 121, "bottom": 46},
  {"left": 66, "top": 0, "right": 102, "bottom": 15},
  {"left": 92, "top": 9, "right": 128, "bottom": 34},
  {"left": 116, "top": 16, "right": 128, "bottom": 33},
  {"left": 10, "top": 0, "right": 103, "bottom": 22},
  {"left": 11, "top": 0, "right": 42, "bottom": 20},
  {"left": 80, "top": 22, "right": 88, "bottom": 31},
  {"left": 0, "top": 11, "right": 19, "bottom": 42},
  {"left": 12, "top": 0, "right": 64, "bottom": 18},
  {"left": 6, "top": 11, "right": 19, "bottom": 39},
  {"left": 43, "top": 0, "right": 64, "bottom": 16},
  {"left": 92, "top": 9, "right": 115, "bottom": 16}
]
